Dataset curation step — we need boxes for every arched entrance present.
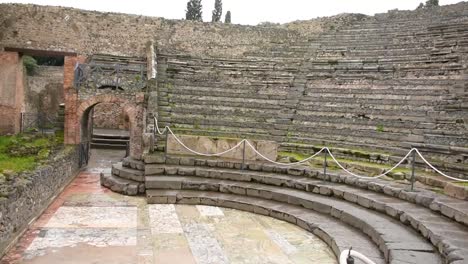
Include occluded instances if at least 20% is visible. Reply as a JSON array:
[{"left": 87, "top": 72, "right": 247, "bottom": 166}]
[{"left": 75, "top": 94, "right": 145, "bottom": 160}]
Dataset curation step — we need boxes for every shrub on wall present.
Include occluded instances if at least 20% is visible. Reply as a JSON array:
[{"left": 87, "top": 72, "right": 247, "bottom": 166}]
[{"left": 23, "top": 55, "right": 38, "bottom": 75}]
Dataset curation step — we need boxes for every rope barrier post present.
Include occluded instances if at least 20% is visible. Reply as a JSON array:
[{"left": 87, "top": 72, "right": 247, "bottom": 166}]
[
  {"left": 164, "top": 129, "right": 169, "bottom": 159},
  {"left": 241, "top": 140, "right": 246, "bottom": 170},
  {"left": 410, "top": 150, "right": 416, "bottom": 191},
  {"left": 323, "top": 150, "right": 328, "bottom": 177}
]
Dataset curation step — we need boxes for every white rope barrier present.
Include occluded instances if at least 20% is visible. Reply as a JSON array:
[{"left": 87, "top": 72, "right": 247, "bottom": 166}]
[
  {"left": 325, "top": 147, "right": 415, "bottom": 179},
  {"left": 245, "top": 140, "right": 327, "bottom": 166},
  {"left": 340, "top": 249, "right": 376, "bottom": 264},
  {"left": 168, "top": 127, "right": 245, "bottom": 157},
  {"left": 152, "top": 117, "right": 468, "bottom": 182},
  {"left": 414, "top": 149, "right": 468, "bottom": 182}
]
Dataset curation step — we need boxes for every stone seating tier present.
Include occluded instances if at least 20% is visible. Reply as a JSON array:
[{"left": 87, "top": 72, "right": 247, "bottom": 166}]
[{"left": 101, "top": 154, "right": 468, "bottom": 263}]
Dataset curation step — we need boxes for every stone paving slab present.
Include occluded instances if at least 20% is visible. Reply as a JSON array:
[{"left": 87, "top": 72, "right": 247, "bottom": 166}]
[{"left": 1, "top": 171, "right": 340, "bottom": 264}]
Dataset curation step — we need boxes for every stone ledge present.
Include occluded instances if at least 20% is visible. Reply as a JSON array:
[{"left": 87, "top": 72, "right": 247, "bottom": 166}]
[
  {"left": 146, "top": 189, "right": 386, "bottom": 264},
  {"left": 147, "top": 155, "right": 468, "bottom": 227},
  {"left": 100, "top": 172, "right": 145, "bottom": 196},
  {"left": 148, "top": 176, "right": 446, "bottom": 263}
]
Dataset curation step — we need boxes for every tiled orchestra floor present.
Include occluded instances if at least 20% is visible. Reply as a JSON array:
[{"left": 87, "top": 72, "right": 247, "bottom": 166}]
[{"left": 1, "top": 149, "right": 337, "bottom": 264}]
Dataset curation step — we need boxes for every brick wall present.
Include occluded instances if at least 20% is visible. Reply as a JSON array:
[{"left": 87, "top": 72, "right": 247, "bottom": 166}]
[{"left": 0, "top": 52, "right": 23, "bottom": 135}]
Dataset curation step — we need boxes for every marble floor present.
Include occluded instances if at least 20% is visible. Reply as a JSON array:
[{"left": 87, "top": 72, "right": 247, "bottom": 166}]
[{"left": 1, "top": 149, "right": 337, "bottom": 264}]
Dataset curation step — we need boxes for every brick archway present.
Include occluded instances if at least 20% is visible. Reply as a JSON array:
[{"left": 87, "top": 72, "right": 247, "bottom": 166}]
[{"left": 72, "top": 94, "right": 145, "bottom": 160}]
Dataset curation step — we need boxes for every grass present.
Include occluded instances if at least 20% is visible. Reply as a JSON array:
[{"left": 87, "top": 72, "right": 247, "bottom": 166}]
[
  {"left": 454, "top": 182, "right": 468, "bottom": 187},
  {"left": 0, "top": 132, "right": 64, "bottom": 174}
]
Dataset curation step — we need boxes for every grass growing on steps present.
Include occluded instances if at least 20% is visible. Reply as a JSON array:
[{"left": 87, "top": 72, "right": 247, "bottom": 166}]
[{"left": 0, "top": 131, "right": 64, "bottom": 174}]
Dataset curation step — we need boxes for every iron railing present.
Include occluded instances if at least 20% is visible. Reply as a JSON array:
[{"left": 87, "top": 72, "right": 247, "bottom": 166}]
[
  {"left": 74, "top": 63, "right": 147, "bottom": 91},
  {"left": 79, "top": 141, "right": 90, "bottom": 167},
  {"left": 21, "top": 113, "right": 58, "bottom": 133}
]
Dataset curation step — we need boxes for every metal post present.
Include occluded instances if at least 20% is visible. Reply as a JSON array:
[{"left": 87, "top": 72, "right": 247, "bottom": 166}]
[
  {"left": 125, "top": 141, "right": 130, "bottom": 158},
  {"left": 20, "top": 112, "right": 24, "bottom": 133},
  {"left": 241, "top": 140, "right": 246, "bottom": 170},
  {"left": 323, "top": 150, "right": 328, "bottom": 177},
  {"left": 164, "top": 129, "right": 169, "bottom": 158},
  {"left": 410, "top": 150, "right": 416, "bottom": 191}
]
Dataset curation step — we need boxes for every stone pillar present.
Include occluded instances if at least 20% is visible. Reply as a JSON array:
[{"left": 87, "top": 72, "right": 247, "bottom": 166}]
[
  {"left": 128, "top": 92, "right": 147, "bottom": 160},
  {"left": 146, "top": 41, "right": 157, "bottom": 80},
  {"left": 0, "top": 52, "right": 24, "bottom": 135},
  {"left": 63, "top": 55, "right": 86, "bottom": 144}
]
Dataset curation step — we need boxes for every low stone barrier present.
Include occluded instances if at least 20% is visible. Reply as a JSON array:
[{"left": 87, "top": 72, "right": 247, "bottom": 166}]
[
  {"left": 0, "top": 146, "right": 80, "bottom": 257},
  {"left": 167, "top": 135, "right": 278, "bottom": 161}
]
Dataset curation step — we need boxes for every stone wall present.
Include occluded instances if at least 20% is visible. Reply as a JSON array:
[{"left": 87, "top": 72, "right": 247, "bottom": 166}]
[
  {"left": 0, "top": 4, "right": 312, "bottom": 58},
  {"left": 0, "top": 146, "right": 80, "bottom": 257},
  {"left": 93, "top": 103, "right": 128, "bottom": 130},
  {"left": 25, "top": 65, "right": 63, "bottom": 115},
  {"left": 0, "top": 52, "right": 24, "bottom": 135}
]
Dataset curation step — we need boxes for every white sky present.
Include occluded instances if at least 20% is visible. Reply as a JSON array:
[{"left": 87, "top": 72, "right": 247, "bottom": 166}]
[{"left": 0, "top": 0, "right": 464, "bottom": 25}]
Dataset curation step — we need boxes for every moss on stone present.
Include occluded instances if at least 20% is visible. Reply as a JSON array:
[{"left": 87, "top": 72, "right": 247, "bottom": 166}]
[{"left": 0, "top": 132, "right": 64, "bottom": 174}]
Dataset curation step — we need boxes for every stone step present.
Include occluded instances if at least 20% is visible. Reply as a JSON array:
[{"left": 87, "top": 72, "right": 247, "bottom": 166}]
[
  {"left": 150, "top": 157, "right": 468, "bottom": 228},
  {"left": 122, "top": 157, "right": 145, "bottom": 170},
  {"left": 148, "top": 168, "right": 468, "bottom": 255},
  {"left": 90, "top": 142, "right": 127, "bottom": 149},
  {"left": 92, "top": 133, "right": 130, "bottom": 140},
  {"left": 146, "top": 189, "right": 385, "bottom": 264},
  {"left": 111, "top": 163, "right": 145, "bottom": 182},
  {"left": 92, "top": 138, "right": 129, "bottom": 144},
  {"left": 146, "top": 179, "right": 442, "bottom": 264},
  {"left": 100, "top": 172, "right": 144, "bottom": 196}
]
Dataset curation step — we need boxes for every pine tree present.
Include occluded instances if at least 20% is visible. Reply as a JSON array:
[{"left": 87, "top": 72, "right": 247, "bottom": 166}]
[
  {"left": 417, "top": 2, "right": 424, "bottom": 9},
  {"left": 186, "top": 0, "right": 203, "bottom": 22},
  {"left": 211, "top": 0, "right": 222, "bottom": 22},
  {"left": 224, "top": 10, "right": 231, "bottom": 24}
]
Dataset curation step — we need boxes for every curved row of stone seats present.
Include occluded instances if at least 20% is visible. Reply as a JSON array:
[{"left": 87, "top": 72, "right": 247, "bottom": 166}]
[
  {"left": 147, "top": 189, "right": 386, "bottom": 263},
  {"left": 139, "top": 154, "right": 468, "bottom": 263},
  {"left": 100, "top": 160, "right": 146, "bottom": 196}
]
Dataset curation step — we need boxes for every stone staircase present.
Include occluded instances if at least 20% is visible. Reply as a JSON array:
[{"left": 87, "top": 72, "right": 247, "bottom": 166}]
[
  {"left": 91, "top": 131, "right": 129, "bottom": 149},
  {"left": 101, "top": 152, "right": 468, "bottom": 264}
]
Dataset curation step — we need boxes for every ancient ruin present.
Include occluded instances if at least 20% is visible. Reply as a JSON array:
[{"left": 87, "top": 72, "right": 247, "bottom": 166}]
[{"left": 0, "top": 2, "right": 467, "bottom": 263}]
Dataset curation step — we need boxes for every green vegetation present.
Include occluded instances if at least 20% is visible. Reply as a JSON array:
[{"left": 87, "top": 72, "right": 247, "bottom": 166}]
[
  {"left": 186, "top": 0, "right": 203, "bottom": 21},
  {"left": 212, "top": 0, "right": 222, "bottom": 22},
  {"left": 23, "top": 55, "right": 38, "bottom": 75},
  {"left": 454, "top": 182, "right": 468, "bottom": 187},
  {"left": 417, "top": 0, "right": 439, "bottom": 9},
  {"left": 376, "top": 124, "right": 384, "bottom": 133},
  {"left": 0, "top": 132, "right": 64, "bottom": 174}
]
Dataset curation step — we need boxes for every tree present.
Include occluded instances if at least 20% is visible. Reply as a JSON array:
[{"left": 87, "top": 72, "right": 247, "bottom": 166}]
[
  {"left": 425, "top": 0, "right": 439, "bottom": 7},
  {"left": 186, "top": 0, "right": 203, "bottom": 22},
  {"left": 417, "top": 2, "right": 424, "bottom": 9},
  {"left": 224, "top": 10, "right": 231, "bottom": 24},
  {"left": 211, "top": 0, "right": 222, "bottom": 22}
]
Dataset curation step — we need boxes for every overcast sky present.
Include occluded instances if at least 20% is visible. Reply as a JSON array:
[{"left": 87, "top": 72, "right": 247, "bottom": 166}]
[{"left": 0, "top": 0, "right": 464, "bottom": 25}]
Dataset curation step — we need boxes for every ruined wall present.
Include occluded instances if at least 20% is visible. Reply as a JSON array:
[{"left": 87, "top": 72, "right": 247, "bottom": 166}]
[
  {"left": 25, "top": 65, "right": 63, "bottom": 115},
  {"left": 0, "top": 146, "right": 80, "bottom": 256},
  {"left": 0, "top": 4, "right": 314, "bottom": 58},
  {"left": 93, "top": 103, "right": 128, "bottom": 130},
  {"left": 0, "top": 52, "right": 24, "bottom": 135}
]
